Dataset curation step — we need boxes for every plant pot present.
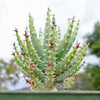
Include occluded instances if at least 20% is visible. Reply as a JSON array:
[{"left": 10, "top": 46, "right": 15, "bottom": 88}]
[{"left": 0, "top": 91, "right": 100, "bottom": 100}]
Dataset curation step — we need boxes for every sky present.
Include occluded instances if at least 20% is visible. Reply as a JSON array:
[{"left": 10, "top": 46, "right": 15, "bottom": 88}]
[
  {"left": 0, "top": 0, "right": 100, "bottom": 90},
  {"left": 0, "top": 0, "right": 100, "bottom": 60}
]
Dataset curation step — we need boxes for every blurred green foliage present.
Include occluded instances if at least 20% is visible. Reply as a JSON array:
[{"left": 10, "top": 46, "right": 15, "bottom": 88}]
[
  {"left": 72, "top": 64, "right": 100, "bottom": 90},
  {"left": 72, "top": 73, "right": 93, "bottom": 90},
  {"left": 72, "top": 22, "right": 100, "bottom": 90},
  {"left": 86, "top": 22, "right": 100, "bottom": 57},
  {"left": 0, "top": 59, "right": 19, "bottom": 90},
  {"left": 86, "top": 65, "right": 100, "bottom": 90}
]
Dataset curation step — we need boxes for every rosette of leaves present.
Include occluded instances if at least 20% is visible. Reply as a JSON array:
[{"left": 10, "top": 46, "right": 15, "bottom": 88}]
[{"left": 12, "top": 9, "right": 89, "bottom": 91}]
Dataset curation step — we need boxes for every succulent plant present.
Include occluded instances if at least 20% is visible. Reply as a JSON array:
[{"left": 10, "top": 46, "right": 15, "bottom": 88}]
[{"left": 12, "top": 8, "right": 89, "bottom": 91}]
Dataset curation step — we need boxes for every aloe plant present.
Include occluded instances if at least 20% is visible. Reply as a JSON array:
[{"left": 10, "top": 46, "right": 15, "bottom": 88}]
[{"left": 12, "top": 9, "right": 89, "bottom": 91}]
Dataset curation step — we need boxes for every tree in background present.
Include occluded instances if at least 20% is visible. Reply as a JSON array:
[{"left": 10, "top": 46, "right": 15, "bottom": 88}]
[
  {"left": 0, "top": 59, "right": 19, "bottom": 90},
  {"left": 86, "top": 64, "right": 100, "bottom": 90},
  {"left": 72, "top": 72, "right": 93, "bottom": 90},
  {"left": 72, "top": 22, "right": 100, "bottom": 90},
  {"left": 86, "top": 22, "right": 100, "bottom": 57}
]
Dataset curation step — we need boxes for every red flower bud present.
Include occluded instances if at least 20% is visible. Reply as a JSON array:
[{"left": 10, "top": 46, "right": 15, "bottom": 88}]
[
  {"left": 21, "top": 52, "right": 25, "bottom": 56},
  {"left": 52, "top": 21, "right": 55, "bottom": 25},
  {"left": 48, "top": 62, "right": 52, "bottom": 66},
  {"left": 83, "top": 53, "right": 87, "bottom": 57},
  {"left": 51, "top": 27, "right": 54, "bottom": 30},
  {"left": 50, "top": 40, "right": 54, "bottom": 45},
  {"left": 24, "top": 31, "right": 29, "bottom": 38},
  {"left": 29, "top": 71, "right": 33, "bottom": 75},
  {"left": 76, "top": 43, "right": 80, "bottom": 48},
  {"left": 74, "top": 74, "right": 77, "bottom": 78},
  {"left": 12, "top": 52, "right": 15, "bottom": 56},
  {"left": 31, "top": 82, "right": 34, "bottom": 86},
  {"left": 28, "top": 81, "right": 32, "bottom": 84},
  {"left": 14, "top": 28, "right": 18, "bottom": 33},
  {"left": 26, "top": 79, "right": 29, "bottom": 83},
  {"left": 50, "top": 42, "right": 54, "bottom": 50},
  {"left": 52, "top": 20, "right": 57, "bottom": 26},
  {"left": 13, "top": 43, "right": 15, "bottom": 46},
  {"left": 30, "top": 63, "right": 35, "bottom": 68}
]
